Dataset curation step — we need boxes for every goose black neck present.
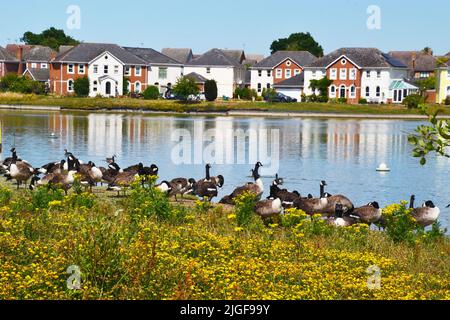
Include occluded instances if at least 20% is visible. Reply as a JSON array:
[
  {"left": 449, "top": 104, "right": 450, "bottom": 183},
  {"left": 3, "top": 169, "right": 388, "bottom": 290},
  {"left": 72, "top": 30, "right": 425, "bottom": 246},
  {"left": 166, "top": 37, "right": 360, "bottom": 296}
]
[
  {"left": 205, "top": 165, "right": 211, "bottom": 181},
  {"left": 410, "top": 196, "right": 415, "bottom": 209},
  {"left": 320, "top": 184, "right": 325, "bottom": 198}
]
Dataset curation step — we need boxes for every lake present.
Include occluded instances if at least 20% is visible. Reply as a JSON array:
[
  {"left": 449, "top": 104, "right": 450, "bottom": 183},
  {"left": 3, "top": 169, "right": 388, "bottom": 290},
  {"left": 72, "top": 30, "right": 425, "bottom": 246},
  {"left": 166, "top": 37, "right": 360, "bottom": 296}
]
[{"left": 0, "top": 109, "right": 448, "bottom": 232}]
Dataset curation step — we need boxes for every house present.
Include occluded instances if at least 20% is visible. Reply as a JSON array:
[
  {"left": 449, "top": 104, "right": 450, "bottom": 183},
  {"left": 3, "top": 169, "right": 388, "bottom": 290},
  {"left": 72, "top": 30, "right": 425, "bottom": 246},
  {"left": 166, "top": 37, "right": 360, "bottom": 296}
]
[
  {"left": 184, "top": 48, "right": 246, "bottom": 98},
  {"left": 185, "top": 72, "right": 209, "bottom": 92},
  {"left": 222, "top": 50, "right": 246, "bottom": 64},
  {"left": 389, "top": 51, "right": 438, "bottom": 79},
  {"left": 124, "top": 47, "right": 184, "bottom": 95},
  {"left": 250, "top": 51, "right": 317, "bottom": 96},
  {"left": 0, "top": 46, "right": 19, "bottom": 78},
  {"left": 50, "top": 43, "right": 148, "bottom": 97},
  {"left": 303, "top": 48, "right": 417, "bottom": 104},
  {"left": 435, "top": 59, "right": 450, "bottom": 104},
  {"left": 273, "top": 73, "right": 304, "bottom": 101},
  {"left": 161, "top": 48, "right": 194, "bottom": 64}
]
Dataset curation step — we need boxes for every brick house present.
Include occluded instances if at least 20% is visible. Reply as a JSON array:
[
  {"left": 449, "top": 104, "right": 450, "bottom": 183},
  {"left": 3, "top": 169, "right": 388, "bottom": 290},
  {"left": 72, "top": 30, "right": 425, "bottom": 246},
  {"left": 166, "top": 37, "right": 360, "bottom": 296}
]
[
  {"left": 389, "top": 51, "right": 438, "bottom": 79},
  {"left": 250, "top": 51, "right": 317, "bottom": 95},
  {"left": 303, "top": 48, "right": 418, "bottom": 104},
  {"left": 0, "top": 46, "right": 19, "bottom": 78},
  {"left": 50, "top": 43, "right": 148, "bottom": 97}
]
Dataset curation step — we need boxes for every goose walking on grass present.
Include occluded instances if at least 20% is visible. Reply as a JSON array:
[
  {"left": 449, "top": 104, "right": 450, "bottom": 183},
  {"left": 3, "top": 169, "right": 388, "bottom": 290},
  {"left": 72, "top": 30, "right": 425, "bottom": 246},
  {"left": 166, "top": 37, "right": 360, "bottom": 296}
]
[
  {"left": 410, "top": 195, "right": 440, "bottom": 227},
  {"left": 7, "top": 158, "right": 36, "bottom": 189},
  {"left": 352, "top": 201, "right": 382, "bottom": 225}
]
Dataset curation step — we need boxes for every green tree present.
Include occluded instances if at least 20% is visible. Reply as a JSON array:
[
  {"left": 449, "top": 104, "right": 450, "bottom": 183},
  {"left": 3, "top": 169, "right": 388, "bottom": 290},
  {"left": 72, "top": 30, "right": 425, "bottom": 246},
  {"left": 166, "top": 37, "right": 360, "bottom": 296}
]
[
  {"left": 73, "top": 77, "right": 90, "bottom": 97},
  {"left": 172, "top": 77, "right": 200, "bottom": 101},
  {"left": 0, "top": 74, "right": 44, "bottom": 94},
  {"left": 204, "top": 80, "right": 218, "bottom": 101},
  {"left": 416, "top": 76, "right": 436, "bottom": 95},
  {"left": 123, "top": 77, "right": 130, "bottom": 96},
  {"left": 21, "top": 27, "right": 79, "bottom": 51},
  {"left": 309, "top": 77, "right": 333, "bottom": 99},
  {"left": 142, "top": 86, "right": 160, "bottom": 100},
  {"left": 270, "top": 32, "right": 323, "bottom": 57}
]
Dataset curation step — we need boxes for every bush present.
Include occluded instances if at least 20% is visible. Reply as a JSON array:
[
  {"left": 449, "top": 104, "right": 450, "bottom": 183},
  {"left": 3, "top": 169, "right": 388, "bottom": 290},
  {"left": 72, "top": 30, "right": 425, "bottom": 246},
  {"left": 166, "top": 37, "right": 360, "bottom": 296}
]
[
  {"left": 317, "top": 95, "right": 329, "bottom": 103},
  {"left": 445, "top": 96, "right": 450, "bottom": 105},
  {"left": 142, "top": 86, "right": 160, "bottom": 100},
  {"left": 73, "top": 77, "right": 90, "bottom": 97},
  {"left": 123, "top": 77, "right": 130, "bottom": 96},
  {"left": 359, "top": 98, "right": 368, "bottom": 104},
  {"left": 204, "top": 80, "right": 218, "bottom": 101},
  {"left": 403, "top": 94, "right": 425, "bottom": 109},
  {"left": 234, "top": 192, "right": 257, "bottom": 227},
  {"left": 337, "top": 97, "right": 347, "bottom": 104},
  {"left": 31, "top": 186, "right": 65, "bottom": 210},
  {"left": 0, "top": 74, "right": 45, "bottom": 94},
  {"left": 0, "top": 186, "right": 13, "bottom": 206},
  {"left": 173, "top": 76, "right": 200, "bottom": 101},
  {"left": 234, "top": 87, "right": 257, "bottom": 100}
]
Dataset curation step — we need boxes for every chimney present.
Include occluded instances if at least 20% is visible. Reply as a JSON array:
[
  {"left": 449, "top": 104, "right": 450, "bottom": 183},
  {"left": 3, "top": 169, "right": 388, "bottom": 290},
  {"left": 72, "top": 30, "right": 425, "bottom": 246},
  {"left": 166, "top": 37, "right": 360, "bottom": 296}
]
[
  {"left": 412, "top": 52, "right": 416, "bottom": 70},
  {"left": 17, "top": 46, "right": 24, "bottom": 75}
]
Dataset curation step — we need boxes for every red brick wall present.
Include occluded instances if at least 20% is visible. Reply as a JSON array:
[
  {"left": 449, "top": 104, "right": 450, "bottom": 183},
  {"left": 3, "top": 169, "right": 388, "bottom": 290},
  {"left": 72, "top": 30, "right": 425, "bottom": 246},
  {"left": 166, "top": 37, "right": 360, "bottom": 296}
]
[
  {"left": 326, "top": 58, "right": 361, "bottom": 104},
  {"left": 273, "top": 59, "right": 303, "bottom": 84},
  {"left": 126, "top": 66, "right": 147, "bottom": 92},
  {"left": 50, "top": 63, "right": 88, "bottom": 95}
]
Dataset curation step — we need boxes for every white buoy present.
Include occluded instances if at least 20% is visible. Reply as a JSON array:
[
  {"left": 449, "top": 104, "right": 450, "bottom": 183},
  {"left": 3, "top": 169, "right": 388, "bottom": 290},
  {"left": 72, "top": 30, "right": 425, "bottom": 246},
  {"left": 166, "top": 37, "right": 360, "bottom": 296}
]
[{"left": 376, "top": 163, "right": 390, "bottom": 172}]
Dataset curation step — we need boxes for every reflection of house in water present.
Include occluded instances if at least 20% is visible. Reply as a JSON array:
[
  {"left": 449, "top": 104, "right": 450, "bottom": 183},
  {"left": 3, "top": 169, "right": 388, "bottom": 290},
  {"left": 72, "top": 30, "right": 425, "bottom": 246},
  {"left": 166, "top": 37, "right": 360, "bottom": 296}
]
[
  {"left": 48, "top": 113, "right": 76, "bottom": 148},
  {"left": 87, "top": 114, "right": 123, "bottom": 156}
]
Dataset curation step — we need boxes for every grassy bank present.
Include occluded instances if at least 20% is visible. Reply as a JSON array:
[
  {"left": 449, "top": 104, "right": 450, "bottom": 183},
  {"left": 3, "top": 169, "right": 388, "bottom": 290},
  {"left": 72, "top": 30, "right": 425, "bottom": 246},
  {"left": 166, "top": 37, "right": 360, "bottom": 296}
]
[
  {"left": 0, "top": 179, "right": 449, "bottom": 300},
  {"left": 0, "top": 92, "right": 448, "bottom": 115}
]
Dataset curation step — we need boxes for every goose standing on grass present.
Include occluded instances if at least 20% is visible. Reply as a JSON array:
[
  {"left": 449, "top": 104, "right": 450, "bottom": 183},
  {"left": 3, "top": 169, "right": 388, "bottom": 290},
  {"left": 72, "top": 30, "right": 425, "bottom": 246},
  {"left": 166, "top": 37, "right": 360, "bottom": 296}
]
[
  {"left": 169, "top": 178, "right": 197, "bottom": 200},
  {"left": 267, "top": 175, "right": 300, "bottom": 209},
  {"left": 410, "top": 195, "right": 440, "bottom": 227},
  {"left": 254, "top": 197, "right": 283, "bottom": 220},
  {"left": 101, "top": 162, "right": 122, "bottom": 185},
  {"left": 77, "top": 161, "right": 103, "bottom": 191},
  {"left": 352, "top": 202, "right": 382, "bottom": 225},
  {"left": 219, "top": 163, "right": 264, "bottom": 205},
  {"left": 7, "top": 158, "right": 36, "bottom": 189},
  {"left": 107, "top": 163, "right": 146, "bottom": 196},
  {"left": 29, "top": 170, "right": 78, "bottom": 195},
  {"left": 319, "top": 181, "right": 354, "bottom": 215},
  {"left": 38, "top": 160, "right": 66, "bottom": 175},
  {"left": 1, "top": 148, "right": 22, "bottom": 172},
  {"left": 155, "top": 181, "right": 173, "bottom": 195},
  {"left": 327, "top": 204, "right": 359, "bottom": 227},
  {"left": 192, "top": 179, "right": 219, "bottom": 202},
  {"left": 293, "top": 180, "right": 329, "bottom": 215}
]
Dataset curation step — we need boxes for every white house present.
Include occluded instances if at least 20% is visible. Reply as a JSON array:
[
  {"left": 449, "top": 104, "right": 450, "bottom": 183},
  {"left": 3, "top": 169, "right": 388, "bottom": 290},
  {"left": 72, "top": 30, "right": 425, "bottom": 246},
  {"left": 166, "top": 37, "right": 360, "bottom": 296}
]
[{"left": 184, "top": 49, "right": 246, "bottom": 98}]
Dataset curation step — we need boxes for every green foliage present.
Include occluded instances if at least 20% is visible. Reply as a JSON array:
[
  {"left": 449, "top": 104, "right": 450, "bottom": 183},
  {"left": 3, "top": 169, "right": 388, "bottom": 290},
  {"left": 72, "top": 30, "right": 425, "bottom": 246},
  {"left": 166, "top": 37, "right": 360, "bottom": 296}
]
[
  {"left": 359, "top": 98, "right": 368, "bottom": 104},
  {"left": 123, "top": 77, "right": 130, "bottom": 96},
  {"left": 270, "top": 32, "right": 323, "bottom": 57},
  {"left": 233, "top": 192, "right": 257, "bottom": 227},
  {"left": 0, "top": 186, "right": 13, "bottom": 206},
  {"left": 263, "top": 88, "right": 278, "bottom": 102},
  {"left": 172, "top": 77, "right": 200, "bottom": 101},
  {"left": 234, "top": 87, "right": 257, "bottom": 100},
  {"left": 309, "top": 77, "right": 332, "bottom": 102},
  {"left": 204, "top": 80, "right": 218, "bottom": 101},
  {"left": 337, "top": 97, "right": 347, "bottom": 104},
  {"left": 445, "top": 96, "right": 450, "bottom": 106},
  {"left": 415, "top": 77, "right": 436, "bottom": 93},
  {"left": 64, "top": 192, "right": 96, "bottom": 210},
  {"left": 436, "top": 57, "right": 449, "bottom": 67},
  {"left": 142, "top": 86, "right": 160, "bottom": 100},
  {"left": 31, "top": 186, "right": 65, "bottom": 210},
  {"left": 21, "top": 27, "right": 79, "bottom": 51},
  {"left": 73, "top": 77, "right": 90, "bottom": 97},
  {"left": 0, "top": 74, "right": 45, "bottom": 94},
  {"left": 403, "top": 94, "right": 425, "bottom": 109}
]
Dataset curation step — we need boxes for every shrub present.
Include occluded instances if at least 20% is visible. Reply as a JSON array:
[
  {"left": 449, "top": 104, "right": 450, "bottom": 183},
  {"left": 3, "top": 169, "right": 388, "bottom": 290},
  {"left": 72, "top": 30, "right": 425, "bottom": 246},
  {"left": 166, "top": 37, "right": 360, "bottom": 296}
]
[
  {"left": 142, "top": 86, "right": 160, "bottom": 100},
  {"left": 173, "top": 76, "right": 200, "bottom": 101},
  {"left": 73, "top": 77, "right": 90, "bottom": 97},
  {"left": 317, "top": 95, "right": 329, "bottom": 103},
  {"left": 123, "top": 77, "right": 130, "bottom": 96},
  {"left": 31, "top": 186, "right": 65, "bottom": 210},
  {"left": 445, "top": 96, "right": 450, "bottom": 105},
  {"left": 233, "top": 191, "right": 257, "bottom": 227},
  {"left": 0, "top": 74, "right": 45, "bottom": 94},
  {"left": 263, "top": 88, "right": 278, "bottom": 102},
  {"left": 204, "top": 80, "right": 218, "bottom": 101},
  {"left": 359, "top": 98, "right": 368, "bottom": 104},
  {"left": 403, "top": 94, "right": 425, "bottom": 109},
  {"left": 0, "top": 186, "right": 13, "bottom": 206},
  {"left": 337, "top": 97, "right": 347, "bottom": 104},
  {"left": 234, "top": 87, "right": 257, "bottom": 100}
]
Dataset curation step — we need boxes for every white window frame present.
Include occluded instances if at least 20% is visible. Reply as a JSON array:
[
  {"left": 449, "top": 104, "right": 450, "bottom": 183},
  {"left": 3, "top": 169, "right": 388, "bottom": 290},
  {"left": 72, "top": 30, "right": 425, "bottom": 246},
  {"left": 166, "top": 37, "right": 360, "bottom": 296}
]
[
  {"left": 67, "top": 64, "right": 74, "bottom": 74},
  {"left": 40, "top": 63, "right": 48, "bottom": 69},
  {"left": 93, "top": 80, "right": 98, "bottom": 92},
  {"left": 285, "top": 69, "right": 292, "bottom": 78},
  {"left": 78, "top": 64, "right": 85, "bottom": 74},
  {"left": 286, "top": 60, "right": 292, "bottom": 67},
  {"left": 365, "top": 86, "right": 370, "bottom": 97},
  {"left": 159, "top": 67, "right": 168, "bottom": 79},
  {"left": 257, "top": 83, "right": 262, "bottom": 93},
  {"left": 329, "top": 85, "right": 336, "bottom": 98},
  {"left": 67, "top": 79, "right": 74, "bottom": 92},
  {"left": 330, "top": 68, "right": 337, "bottom": 80},
  {"left": 206, "top": 67, "right": 211, "bottom": 74},
  {"left": 114, "top": 65, "right": 119, "bottom": 75},
  {"left": 339, "top": 68, "right": 347, "bottom": 80},
  {"left": 349, "top": 68, "right": 357, "bottom": 80},
  {"left": 267, "top": 70, "right": 272, "bottom": 77},
  {"left": 258, "top": 70, "right": 262, "bottom": 77},
  {"left": 376, "top": 86, "right": 381, "bottom": 97},
  {"left": 125, "top": 66, "right": 131, "bottom": 76},
  {"left": 366, "top": 71, "right": 371, "bottom": 78},
  {"left": 31, "top": 63, "right": 37, "bottom": 68},
  {"left": 339, "top": 85, "right": 346, "bottom": 98},
  {"left": 135, "top": 66, "right": 142, "bottom": 76},
  {"left": 135, "top": 81, "right": 141, "bottom": 93},
  {"left": 377, "top": 71, "right": 381, "bottom": 78},
  {"left": 93, "top": 65, "right": 98, "bottom": 74},
  {"left": 341, "top": 59, "right": 347, "bottom": 65},
  {"left": 104, "top": 65, "right": 109, "bottom": 74},
  {"left": 294, "top": 69, "right": 301, "bottom": 76},
  {"left": 312, "top": 71, "right": 317, "bottom": 78},
  {"left": 349, "top": 86, "right": 356, "bottom": 98},
  {"left": 275, "top": 69, "right": 282, "bottom": 79}
]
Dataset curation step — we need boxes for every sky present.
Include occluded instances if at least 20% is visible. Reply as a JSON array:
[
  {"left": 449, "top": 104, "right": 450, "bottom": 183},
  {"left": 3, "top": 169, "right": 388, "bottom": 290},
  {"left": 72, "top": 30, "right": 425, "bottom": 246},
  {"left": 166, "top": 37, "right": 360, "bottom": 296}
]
[{"left": 1, "top": 0, "right": 449, "bottom": 56}]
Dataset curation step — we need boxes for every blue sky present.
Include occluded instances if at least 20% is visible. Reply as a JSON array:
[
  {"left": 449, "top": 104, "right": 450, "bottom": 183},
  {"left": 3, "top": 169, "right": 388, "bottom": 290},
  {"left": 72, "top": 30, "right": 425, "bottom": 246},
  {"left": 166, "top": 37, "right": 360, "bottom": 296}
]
[{"left": 1, "top": 0, "right": 449, "bottom": 56}]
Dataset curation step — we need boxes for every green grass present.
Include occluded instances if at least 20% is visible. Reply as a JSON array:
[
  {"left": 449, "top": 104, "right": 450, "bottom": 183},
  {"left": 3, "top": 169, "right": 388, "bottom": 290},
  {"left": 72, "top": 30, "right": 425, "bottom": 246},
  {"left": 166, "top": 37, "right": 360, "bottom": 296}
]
[{"left": 0, "top": 93, "right": 448, "bottom": 115}]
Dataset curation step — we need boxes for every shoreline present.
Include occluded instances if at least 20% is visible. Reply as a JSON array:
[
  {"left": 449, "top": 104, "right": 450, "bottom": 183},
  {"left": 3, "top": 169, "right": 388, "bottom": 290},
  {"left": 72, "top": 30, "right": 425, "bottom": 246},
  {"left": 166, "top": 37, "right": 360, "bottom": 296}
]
[{"left": 1, "top": 104, "right": 448, "bottom": 119}]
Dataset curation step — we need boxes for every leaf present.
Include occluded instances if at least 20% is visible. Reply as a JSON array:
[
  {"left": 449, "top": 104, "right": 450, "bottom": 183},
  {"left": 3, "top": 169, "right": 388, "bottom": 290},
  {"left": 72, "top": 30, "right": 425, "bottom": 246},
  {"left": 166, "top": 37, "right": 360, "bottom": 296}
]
[{"left": 420, "top": 158, "right": 427, "bottom": 166}]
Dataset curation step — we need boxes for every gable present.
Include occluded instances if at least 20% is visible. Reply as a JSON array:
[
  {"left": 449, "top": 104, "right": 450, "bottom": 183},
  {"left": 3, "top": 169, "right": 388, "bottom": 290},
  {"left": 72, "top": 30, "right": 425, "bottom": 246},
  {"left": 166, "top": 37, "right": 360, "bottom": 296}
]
[
  {"left": 326, "top": 55, "right": 361, "bottom": 70},
  {"left": 89, "top": 51, "right": 124, "bottom": 65},
  {"left": 273, "top": 58, "right": 302, "bottom": 70}
]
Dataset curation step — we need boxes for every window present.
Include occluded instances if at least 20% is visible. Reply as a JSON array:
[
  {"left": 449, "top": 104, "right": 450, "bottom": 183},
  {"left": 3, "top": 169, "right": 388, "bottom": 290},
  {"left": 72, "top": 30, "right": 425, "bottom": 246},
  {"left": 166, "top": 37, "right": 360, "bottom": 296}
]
[
  {"left": 258, "top": 70, "right": 262, "bottom": 77},
  {"left": 125, "top": 66, "right": 131, "bottom": 76},
  {"left": 329, "top": 68, "right": 337, "bottom": 80},
  {"left": 316, "top": 71, "right": 323, "bottom": 78},
  {"left": 159, "top": 67, "right": 168, "bottom": 79},
  {"left": 266, "top": 83, "right": 271, "bottom": 89},
  {"left": 206, "top": 67, "right": 211, "bottom": 74},
  {"left": 114, "top": 65, "right": 119, "bottom": 75},
  {"left": 275, "top": 69, "right": 282, "bottom": 79},
  {"left": 40, "top": 63, "right": 48, "bottom": 69},
  {"left": 93, "top": 65, "right": 98, "bottom": 74},
  {"left": 286, "top": 60, "right": 292, "bottom": 67},
  {"left": 257, "top": 83, "right": 262, "bottom": 93},
  {"left": 67, "top": 79, "right": 74, "bottom": 92},
  {"left": 376, "top": 86, "right": 381, "bottom": 97},
  {"left": 312, "top": 71, "right": 316, "bottom": 78},
  {"left": 135, "top": 66, "right": 141, "bottom": 76},
  {"left": 339, "top": 68, "right": 347, "bottom": 80},
  {"left": 349, "top": 86, "right": 356, "bottom": 98},
  {"left": 93, "top": 81, "right": 98, "bottom": 92},
  {"left": 135, "top": 81, "right": 141, "bottom": 93},
  {"left": 267, "top": 70, "right": 271, "bottom": 77},
  {"left": 377, "top": 71, "right": 381, "bottom": 78},
  {"left": 339, "top": 85, "right": 346, "bottom": 98},
  {"left": 31, "top": 63, "right": 37, "bottom": 68},
  {"left": 285, "top": 69, "right": 292, "bottom": 78},
  {"left": 341, "top": 59, "right": 347, "bottom": 65},
  {"left": 104, "top": 65, "right": 109, "bottom": 74},
  {"left": 349, "top": 68, "right": 357, "bottom": 80},
  {"left": 294, "top": 69, "right": 301, "bottom": 76},
  {"left": 78, "top": 64, "right": 85, "bottom": 74},
  {"left": 365, "top": 71, "right": 371, "bottom": 78},
  {"left": 330, "top": 85, "right": 336, "bottom": 98},
  {"left": 365, "top": 86, "right": 370, "bottom": 97},
  {"left": 68, "top": 64, "right": 74, "bottom": 74},
  {"left": 420, "top": 72, "right": 429, "bottom": 78}
]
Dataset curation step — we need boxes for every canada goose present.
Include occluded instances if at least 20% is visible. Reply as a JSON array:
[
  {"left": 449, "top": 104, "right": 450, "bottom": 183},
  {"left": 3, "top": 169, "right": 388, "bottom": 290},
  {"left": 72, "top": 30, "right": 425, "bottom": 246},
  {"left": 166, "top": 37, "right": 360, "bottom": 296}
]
[
  {"left": 198, "top": 164, "right": 225, "bottom": 188},
  {"left": 352, "top": 202, "right": 382, "bottom": 225},
  {"left": 192, "top": 179, "right": 219, "bottom": 202},
  {"left": 219, "top": 164, "right": 264, "bottom": 205},
  {"left": 1, "top": 148, "right": 22, "bottom": 171},
  {"left": 100, "top": 162, "right": 122, "bottom": 185},
  {"left": 266, "top": 176, "right": 300, "bottom": 209},
  {"left": 254, "top": 198, "right": 283, "bottom": 219},
  {"left": 169, "top": 178, "right": 197, "bottom": 200},
  {"left": 8, "top": 158, "right": 36, "bottom": 189},
  {"left": 293, "top": 180, "right": 329, "bottom": 215},
  {"left": 38, "top": 160, "right": 66, "bottom": 175},
  {"left": 155, "top": 181, "right": 173, "bottom": 194},
  {"left": 76, "top": 161, "right": 103, "bottom": 191},
  {"left": 30, "top": 170, "right": 78, "bottom": 195},
  {"left": 320, "top": 181, "right": 354, "bottom": 215},
  {"left": 410, "top": 196, "right": 440, "bottom": 227},
  {"left": 327, "top": 204, "right": 359, "bottom": 227},
  {"left": 107, "top": 163, "right": 145, "bottom": 196},
  {"left": 106, "top": 155, "right": 117, "bottom": 164}
]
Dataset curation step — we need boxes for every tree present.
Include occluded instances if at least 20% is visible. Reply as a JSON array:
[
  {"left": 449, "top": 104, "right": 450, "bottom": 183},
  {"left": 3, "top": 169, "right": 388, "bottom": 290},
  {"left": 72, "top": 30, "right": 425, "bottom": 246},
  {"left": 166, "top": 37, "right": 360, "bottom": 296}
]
[
  {"left": 270, "top": 32, "right": 323, "bottom": 57},
  {"left": 204, "top": 80, "right": 218, "bottom": 101},
  {"left": 73, "top": 77, "right": 90, "bottom": 97},
  {"left": 0, "top": 74, "right": 45, "bottom": 94},
  {"left": 408, "top": 106, "right": 450, "bottom": 165},
  {"left": 422, "top": 47, "right": 433, "bottom": 55},
  {"left": 415, "top": 76, "right": 436, "bottom": 95},
  {"left": 123, "top": 77, "right": 130, "bottom": 96},
  {"left": 21, "top": 27, "right": 79, "bottom": 51},
  {"left": 309, "top": 77, "right": 333, "bottom": 98},
  {"left": 142, "top": 86, "right": 160, "bottom": 100},
  {"left": 172, "top": 77, "right": 200, "bottom": 101}
]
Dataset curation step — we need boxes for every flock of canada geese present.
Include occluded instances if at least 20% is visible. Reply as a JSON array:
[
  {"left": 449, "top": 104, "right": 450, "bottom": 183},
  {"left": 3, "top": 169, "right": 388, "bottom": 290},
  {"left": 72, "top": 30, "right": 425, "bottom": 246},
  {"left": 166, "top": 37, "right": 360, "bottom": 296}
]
[{"left": 0, "top": 147, "right": 442, "bottom": 229}]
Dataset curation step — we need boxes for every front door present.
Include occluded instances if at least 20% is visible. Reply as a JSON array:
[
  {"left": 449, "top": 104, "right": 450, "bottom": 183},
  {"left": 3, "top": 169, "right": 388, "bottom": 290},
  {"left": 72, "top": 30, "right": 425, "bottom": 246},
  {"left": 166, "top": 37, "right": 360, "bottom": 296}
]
[
  {"left": 105, "top": 82, "right": 111, "bottom": 95},
  {"left": 340, "top": 86, "right": 346, "bottom": 98}
]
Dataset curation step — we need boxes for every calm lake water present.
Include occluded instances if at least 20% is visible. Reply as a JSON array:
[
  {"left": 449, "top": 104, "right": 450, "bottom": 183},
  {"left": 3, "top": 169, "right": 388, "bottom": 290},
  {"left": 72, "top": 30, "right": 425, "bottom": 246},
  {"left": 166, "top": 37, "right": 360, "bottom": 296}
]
[{"left": 0, "top": 109, "right": 448, "bottom": 232}]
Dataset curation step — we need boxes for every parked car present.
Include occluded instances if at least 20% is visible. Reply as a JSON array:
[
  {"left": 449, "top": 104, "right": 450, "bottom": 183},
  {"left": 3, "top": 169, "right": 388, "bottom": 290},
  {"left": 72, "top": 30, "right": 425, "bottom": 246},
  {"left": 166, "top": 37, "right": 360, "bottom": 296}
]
[
  {"left": 188, "top": 93, "right": 206, "bottom": 102},
  {"left": 264, "top": 92, "right": 297, "bottom": 103}
]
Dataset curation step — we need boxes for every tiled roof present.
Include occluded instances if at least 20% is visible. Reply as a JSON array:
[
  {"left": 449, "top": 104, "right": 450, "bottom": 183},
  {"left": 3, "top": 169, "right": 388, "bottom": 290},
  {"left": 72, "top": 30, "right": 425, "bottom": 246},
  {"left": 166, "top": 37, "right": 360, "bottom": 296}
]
[
  {"left": 185, "top": 72, "right": 209, "bottom": 83},
  {"left": 187, "top": 48, "right": 242, "bottom": 67},
  {"left": 253, "top": 51, "right": 317, "bottom": 69},
  {"left": 25, "top": 46, "right": 55, "bottom": 62},
  {"left": 306, "top": 48, "right": 407, "bottom": 69},
  {"left": 273, "top": 73, "right": 305, "bottom": 87},
  {"left": 124, "top": 47, "right": 181, "bottom": 65},
  {"left": 24, "top": 68, "right": 50, "bottom": 81},
  {"left": 161, "top": 48, "right": 193, "bottom": 64},
  {"left": 389, "top": 51, "right": 438, "bottom": 72},
  {"left": 222, "top": 50, "right": 246, "bottom": 63},
  {"left": 0, "top": 46, "right": 18, "bottom": 61},
  {"left": 53, "top": 43, "right": 147, "bottom": 65}
]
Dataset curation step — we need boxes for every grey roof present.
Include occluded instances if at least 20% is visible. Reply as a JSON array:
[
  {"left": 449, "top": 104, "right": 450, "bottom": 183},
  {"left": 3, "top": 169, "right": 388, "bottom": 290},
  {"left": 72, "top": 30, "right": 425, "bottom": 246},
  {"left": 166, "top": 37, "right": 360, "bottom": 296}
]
[
  {"left": 53, "top": 43, "right": 147, "bottom": 65},
  {"left": 59, "top": 45, "right": 74, "bottom": 54},
  {"left": 245, "top": 54, "right": 265, "bottom": 63},
  {"left": 0, "top": 46, "right": 18, "bottom": 62},
  {"left": 25, "top": 46, "right": 55, "bottom": 62},
  {"left": 273, "top": 73, "right": 305, "bottom": 88},
  {"left": 24, "top": 68, "right": 50, "bottom": 82},
  {"left": 253, "top": 51, "right": 317, "bottom": 69},
  {"left": 161, "top": 48, "right": 193, "bottom": 64},
  {"left": 124, "top": 47, "right": 182, "bottom": 65},
  {"left": 187, "top": 48, "right": 242, "bottom": 67},
  {"left": 185, "top": 72, "right": 209, "bottom": 83},
  {"left": 222, "top": 50, "right": 246, "bottom": 63},
  {"left": 389, "top": 51, "right": 437, "bottom": 72},
  {"left": 306, "top": 48, "right": 407, "bottom": 69}
]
